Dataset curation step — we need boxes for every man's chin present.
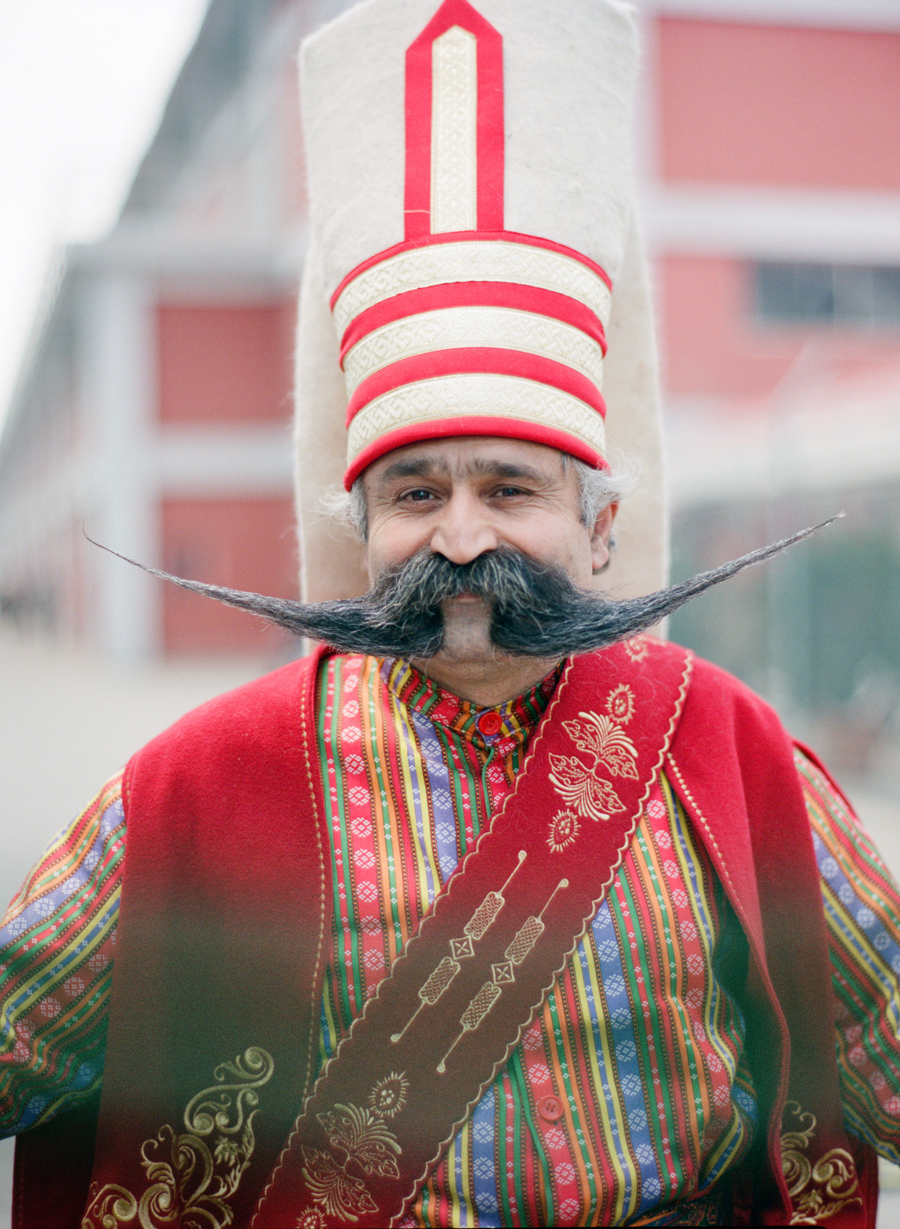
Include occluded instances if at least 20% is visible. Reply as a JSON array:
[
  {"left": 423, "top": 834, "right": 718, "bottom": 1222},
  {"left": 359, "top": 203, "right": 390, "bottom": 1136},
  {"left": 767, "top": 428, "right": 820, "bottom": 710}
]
[
  {"left": 410, "top": 608, "right": 500, "bottom": 672},
  {"left": 412, "top": 635, "right": 499, "bottom": 669}
]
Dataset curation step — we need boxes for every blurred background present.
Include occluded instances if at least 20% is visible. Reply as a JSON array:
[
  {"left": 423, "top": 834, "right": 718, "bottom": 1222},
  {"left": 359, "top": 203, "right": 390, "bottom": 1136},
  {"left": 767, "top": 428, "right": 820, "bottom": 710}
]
[{"left": 1, "top": 0, "right": 900, "bottom": 1221}]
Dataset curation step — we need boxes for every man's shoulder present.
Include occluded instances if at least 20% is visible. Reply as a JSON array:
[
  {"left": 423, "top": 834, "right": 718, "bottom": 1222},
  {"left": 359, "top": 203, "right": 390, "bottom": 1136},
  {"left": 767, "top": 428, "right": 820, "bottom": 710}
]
[
  {"left": 591, "top": 636, "right": 780, "bottom": 721},
  {"left": 684, "top": 646, "right": 778, "bottom": 714},
  {"left": 597, "top": 636, "right": 790, "bottom": 750},
  {"left": 128, "top": 652, "right": 323, "bottom": 774},
  {"left": 634, "top": 639, "right": 797, "bottom": 773}
]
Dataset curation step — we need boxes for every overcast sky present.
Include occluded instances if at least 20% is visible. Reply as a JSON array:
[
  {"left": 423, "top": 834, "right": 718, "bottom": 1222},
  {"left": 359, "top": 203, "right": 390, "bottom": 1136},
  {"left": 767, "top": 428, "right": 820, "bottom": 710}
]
[{"left": 0, "top": 0, "right": 209, "bottom": 426}]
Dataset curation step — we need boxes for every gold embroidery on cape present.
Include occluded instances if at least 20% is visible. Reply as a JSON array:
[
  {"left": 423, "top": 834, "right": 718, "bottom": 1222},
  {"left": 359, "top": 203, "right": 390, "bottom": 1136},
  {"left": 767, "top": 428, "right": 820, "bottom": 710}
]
[
  {"left": 547, "top": 809, "right": 579, "bottom": 853},
  {"left": 780, "top": 1101, "right": 862, "bottom": 1224},
  {"left": 391, "top": 852, "right": 527, "bottom": 1043},
  {"left": 82, "top": 1046, "right": 275, "bottom": 1229},
  {"left": 623, "top": 635, "right": 649, "bottom": 663},
  {"left": 295, "top": 1209, "right": 326, "bottom": 1229},
  {"left": 548, "top": 686, "right": 638, "bottom": 823},
  {"left": 299, "top": 1074, "right": 407, "bottom": 1223},
  {"left": 436, "top": 879, "right": 568, "bottom": 1073}
]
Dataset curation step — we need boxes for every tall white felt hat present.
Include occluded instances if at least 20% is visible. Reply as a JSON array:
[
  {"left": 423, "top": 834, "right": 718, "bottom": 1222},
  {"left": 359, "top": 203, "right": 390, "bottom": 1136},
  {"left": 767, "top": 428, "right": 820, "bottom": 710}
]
[{"left": 296, "top": 0, "right": 668, "bottom": 601}]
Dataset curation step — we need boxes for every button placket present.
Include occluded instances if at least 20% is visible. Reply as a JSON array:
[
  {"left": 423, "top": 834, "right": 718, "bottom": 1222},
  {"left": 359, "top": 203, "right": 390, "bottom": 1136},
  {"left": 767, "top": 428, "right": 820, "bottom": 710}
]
[
  {"left": 537, "top": 1094, "right": 564, "bottom": 1122},
  {"left": 476, "top": 710, "right": 503, "bottom": 739}
]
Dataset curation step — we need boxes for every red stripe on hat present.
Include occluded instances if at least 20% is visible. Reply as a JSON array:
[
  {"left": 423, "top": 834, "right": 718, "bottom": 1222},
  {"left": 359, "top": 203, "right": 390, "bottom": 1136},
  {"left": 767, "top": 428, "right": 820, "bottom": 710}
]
[
  {"left": 345, "top": 419, "right": 608, "bottom": 489},
  {"left": 345, "top": 348, "right": 606, "bottom": 426},
  {"left": 339, "top": 283, "right": 608, "bottom": 363},
  {"left": 474, "top": 13, "right": 504, "bottom": 231},
  {"left": 404, "top": 0, "right": 504, "bottom": 239},
  {"left": 330, "top": 231, "right": 613, "bottom": 312}
]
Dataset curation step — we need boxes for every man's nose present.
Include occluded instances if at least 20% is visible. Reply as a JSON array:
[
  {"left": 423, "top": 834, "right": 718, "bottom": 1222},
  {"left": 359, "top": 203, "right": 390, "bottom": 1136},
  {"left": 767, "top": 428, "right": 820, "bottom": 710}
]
[{"left": 429, "top": 492, "right": 499, "bottom": 564}]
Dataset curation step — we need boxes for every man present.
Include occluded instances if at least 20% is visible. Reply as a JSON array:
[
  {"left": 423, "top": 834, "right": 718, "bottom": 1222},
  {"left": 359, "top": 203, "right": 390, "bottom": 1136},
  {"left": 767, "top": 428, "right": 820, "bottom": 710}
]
[{"left": 3, "top": 1, "right": 900, "bottom": 1225}]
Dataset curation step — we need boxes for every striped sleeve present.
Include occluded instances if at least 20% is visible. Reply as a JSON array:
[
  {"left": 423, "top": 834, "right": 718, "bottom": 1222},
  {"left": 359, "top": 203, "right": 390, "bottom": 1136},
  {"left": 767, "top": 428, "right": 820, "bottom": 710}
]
[
  {"left": 0, "top": 775, "right": 124, "bottom": 1137},
  {"left": 796, "top": 748, "right": 900, "bottom": 1162}
]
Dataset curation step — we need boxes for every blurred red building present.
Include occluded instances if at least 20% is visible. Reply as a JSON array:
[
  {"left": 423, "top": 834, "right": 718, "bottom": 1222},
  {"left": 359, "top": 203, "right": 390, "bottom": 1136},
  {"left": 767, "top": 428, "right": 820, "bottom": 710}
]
[
  {"left": 638, "top": 1, "right": 900, "bottom": 737},
  {"left": 644, "top": 5, "right": 900, "bottom": 507},
  {"left": 0, "top": 0, "right": 314, "bottom": 659},
  {"left": 0, "top": 0, "right": 898, "bottom": 676}
]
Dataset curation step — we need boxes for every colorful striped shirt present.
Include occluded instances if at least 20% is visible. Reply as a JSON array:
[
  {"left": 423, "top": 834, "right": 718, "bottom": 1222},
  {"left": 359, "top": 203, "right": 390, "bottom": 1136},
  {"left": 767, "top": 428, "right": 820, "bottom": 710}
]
[{"left": 2, "top": 654, "right": 900, "bottom": 1226}]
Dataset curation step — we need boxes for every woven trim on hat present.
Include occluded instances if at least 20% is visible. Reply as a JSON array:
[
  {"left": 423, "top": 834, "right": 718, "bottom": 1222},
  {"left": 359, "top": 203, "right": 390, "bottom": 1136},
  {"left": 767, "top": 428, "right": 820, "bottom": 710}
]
[
  {"left": 345, "top": 372, "right": 606, "bottom": 487},
  {"left": 342, "top": 305, "right": 605, "bottom": 396},
  {"left": 332, "top": 234, "right": 613, "bottom": 337},
  {"left": 345, "top": 348, "right": 606, "bottom": 425},
  {"left": 339, "top": 283, "right": 608, "bottom": 360},
  {"left": 405, "top": 0, "right": 503, "bottom": 238}
]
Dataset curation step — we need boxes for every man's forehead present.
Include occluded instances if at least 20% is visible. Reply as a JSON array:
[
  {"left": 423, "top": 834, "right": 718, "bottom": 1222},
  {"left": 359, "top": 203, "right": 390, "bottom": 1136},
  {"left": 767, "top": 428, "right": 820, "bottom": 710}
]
[{"left": 367, "top": 438, "right": 568, "bottom": 488}]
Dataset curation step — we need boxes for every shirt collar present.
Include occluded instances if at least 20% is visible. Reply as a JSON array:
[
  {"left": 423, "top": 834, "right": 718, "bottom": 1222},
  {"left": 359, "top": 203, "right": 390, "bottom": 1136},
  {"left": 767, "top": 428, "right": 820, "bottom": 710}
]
[{"left": 380, "top": 657, "right": 563, "bottom": 747}]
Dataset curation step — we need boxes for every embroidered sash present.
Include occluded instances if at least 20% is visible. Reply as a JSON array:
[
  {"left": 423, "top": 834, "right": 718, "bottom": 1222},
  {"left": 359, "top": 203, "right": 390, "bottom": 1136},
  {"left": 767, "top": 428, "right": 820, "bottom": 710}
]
[{"left": 252, "top": 639, "right": 692, "bottom": 1228}]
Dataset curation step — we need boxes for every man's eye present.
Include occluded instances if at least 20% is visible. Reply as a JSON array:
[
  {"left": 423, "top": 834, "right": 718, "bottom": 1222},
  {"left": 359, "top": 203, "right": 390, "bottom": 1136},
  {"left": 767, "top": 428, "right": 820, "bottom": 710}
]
[
  {"left": 496, "top": 486, "right": 529, "bottom": 498},
  {"left": 400, "top": 488, "right": 435, "bottom": 503}
]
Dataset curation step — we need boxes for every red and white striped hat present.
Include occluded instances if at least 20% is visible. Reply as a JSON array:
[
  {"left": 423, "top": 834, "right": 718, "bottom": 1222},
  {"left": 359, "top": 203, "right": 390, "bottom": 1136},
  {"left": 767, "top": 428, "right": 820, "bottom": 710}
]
[{"left": 296, "top": 0, "right": 667, "bottom": 600}]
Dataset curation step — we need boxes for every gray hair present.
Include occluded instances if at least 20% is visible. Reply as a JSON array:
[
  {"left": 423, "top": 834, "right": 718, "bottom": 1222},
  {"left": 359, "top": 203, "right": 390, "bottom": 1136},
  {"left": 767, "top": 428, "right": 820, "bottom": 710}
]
[
  {"left": 322, "top": 452, "right": 633, "bottom": 543},
  {"left": 564, "top": 455, "right": 633, "bottom": 530}
]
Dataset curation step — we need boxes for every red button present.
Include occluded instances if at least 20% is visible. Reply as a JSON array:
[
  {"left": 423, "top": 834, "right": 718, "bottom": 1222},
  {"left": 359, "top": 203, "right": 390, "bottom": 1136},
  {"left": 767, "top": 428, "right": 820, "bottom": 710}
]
[
  {"left": 538, "top": 1095, "right": 563, "bottom": 1122},
  {"left": 477, "top": 711, "right": 503, "bottom": 737}
]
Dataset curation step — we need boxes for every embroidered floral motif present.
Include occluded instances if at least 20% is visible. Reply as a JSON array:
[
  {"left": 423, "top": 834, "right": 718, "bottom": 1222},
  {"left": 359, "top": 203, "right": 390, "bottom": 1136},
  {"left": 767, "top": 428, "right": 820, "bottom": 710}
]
[
  {"left": 295, "top": 1211, "right": 326, "bottom": 1229},
  {"left": 562, "top": 712, "right": 638, "bottom": 779},
  {"left": 548, "top": 705, "right": 638, "bottom": 823},
  {"left": 547, "top": 809, "right": 580, "bottom": 853},
  {"left": 368, "top": 1071, "right": 409, "bottom": 1119},
  {"left": 623, "top": 636, "right": 649, "bottom": 663},
  {"left": 605, "top": 683, "right": 635, "bottom": 724},
  {"left": 301, "top": 1147, "right": 379, "bottom": 1222},
  {"left": 82, "top": 1046, "right": 275, "bottom": 1229},
  {"left": 301, "top": 1076, "right": 407, "bottom": 1223},
  {"left": 780, "top": 1101, "right": 862, "bottom": 1224}
]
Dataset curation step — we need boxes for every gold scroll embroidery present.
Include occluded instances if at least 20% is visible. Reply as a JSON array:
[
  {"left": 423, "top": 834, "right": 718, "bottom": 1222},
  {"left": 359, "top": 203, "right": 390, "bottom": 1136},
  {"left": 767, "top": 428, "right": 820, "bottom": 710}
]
[
  {"left": 548, "top": 684, "right": 638, "bottom": 825},
  {"left": 300, "top": 1074, "right": 408, "bottom": 1224},
  {"left": 82, "top": 1046, "right": 275, "bottom": 1229},
  {"left": 780, "top": 1101, "right": 862, "bottom": 1224}
]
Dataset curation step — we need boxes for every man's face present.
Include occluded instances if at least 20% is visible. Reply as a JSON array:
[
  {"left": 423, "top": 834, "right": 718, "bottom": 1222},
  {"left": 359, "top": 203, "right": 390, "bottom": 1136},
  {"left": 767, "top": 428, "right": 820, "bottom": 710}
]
[{"left": 363, "top": 436, "right": 615, "bottom": 670}]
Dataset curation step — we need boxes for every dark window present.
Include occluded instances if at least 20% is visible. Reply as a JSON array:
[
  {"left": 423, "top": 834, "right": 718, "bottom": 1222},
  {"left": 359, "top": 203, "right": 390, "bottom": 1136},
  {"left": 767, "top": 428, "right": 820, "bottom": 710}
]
[{"left": 755, "top": 262, "right": 900, "bottom": 324}]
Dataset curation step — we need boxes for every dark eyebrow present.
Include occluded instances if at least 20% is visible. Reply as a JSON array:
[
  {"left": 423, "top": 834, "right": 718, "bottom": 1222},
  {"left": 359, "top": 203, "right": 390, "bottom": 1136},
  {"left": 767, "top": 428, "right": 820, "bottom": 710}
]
[
  {"left": 378, "top": 457, "right": 550, "bottom": 486},
  {"left": 378, "top": 456, "right": 451, "bottom": 484},
  {"left": 468, "top": 460, "right": 547, "bottom": 483}
]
